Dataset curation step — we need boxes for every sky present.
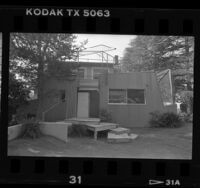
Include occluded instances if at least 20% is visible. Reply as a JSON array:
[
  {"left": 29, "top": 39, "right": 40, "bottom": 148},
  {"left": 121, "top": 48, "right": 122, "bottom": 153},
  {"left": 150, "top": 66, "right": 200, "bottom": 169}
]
[{"left": 74, "top": 34, "right": 136, "bottom": 58}]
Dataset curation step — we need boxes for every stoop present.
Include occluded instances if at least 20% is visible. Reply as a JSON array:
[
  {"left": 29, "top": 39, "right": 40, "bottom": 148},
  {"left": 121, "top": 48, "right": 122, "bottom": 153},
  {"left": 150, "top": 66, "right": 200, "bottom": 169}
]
[
  {"left": 109, "top": 127, "right": 130, "bottom": 135},
  {"left": 107, "top": 131, "right": 138, "bottom": 143}
]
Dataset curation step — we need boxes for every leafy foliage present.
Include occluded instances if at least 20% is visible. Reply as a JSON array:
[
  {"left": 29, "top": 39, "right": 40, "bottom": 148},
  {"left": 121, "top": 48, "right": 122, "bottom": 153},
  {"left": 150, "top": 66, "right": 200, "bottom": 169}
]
[
  {"left": 179, "top": 91, "right": 193, "bottom": 114},
  {"left": 8, "top": 73, "right": 30, "bottom": 123},
  {"left": 149, "top": 111, "right": 182, "bottom": 128},
  {"left": 9, "top": 33, "right": 87, "bottom": 120},
  {"left": 123, "top": 36, "right": 193, "bottom": 71},
  {"left": 10, "top": 33, "right": 85, "bottom": 89},
  {"left": 122, "top": 36, "right": 194, "bottom": 102},
  {"left": 20, "top": 119, "right": 42, "bottom": 139},
  {"left": 99, "top": 109, "right": 112, "bottom": 122}
]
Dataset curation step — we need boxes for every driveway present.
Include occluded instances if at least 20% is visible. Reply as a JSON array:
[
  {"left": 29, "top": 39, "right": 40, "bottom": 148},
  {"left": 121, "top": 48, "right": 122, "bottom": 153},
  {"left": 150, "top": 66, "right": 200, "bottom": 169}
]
[{"left": 8, "top": 123, "right": 192, "bottom": 159}]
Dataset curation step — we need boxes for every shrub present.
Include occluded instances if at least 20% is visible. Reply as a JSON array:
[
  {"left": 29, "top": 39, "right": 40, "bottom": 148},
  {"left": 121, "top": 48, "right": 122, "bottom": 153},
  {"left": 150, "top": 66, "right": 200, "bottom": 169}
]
[
  {"left": 149, "top": 111, "right": 182, "bottom": 128},
  {"left": 99, "top": 109, "right": 112, "bottom": 122},
  {"left": 20, "top": 119, "right": 42, "bottom": 139},
  {"left": 179, "top": 91, "right": 193, "bottom": 114},
  {"left": 180, "top": 113, "right": 193, "bottom": 122}
]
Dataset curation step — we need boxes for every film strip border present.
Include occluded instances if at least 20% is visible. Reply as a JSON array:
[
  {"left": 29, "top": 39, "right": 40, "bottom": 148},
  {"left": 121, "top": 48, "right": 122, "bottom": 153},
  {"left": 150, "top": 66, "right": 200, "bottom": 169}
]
[
  {"left": 0, "top": 7, "right": 198, "bottom": 34},
  {"left": 0, "top": 158, "right": 196, "bottom": 186},
  {"left": 0, "top": 7, "right": 200, "bottom": 186}
]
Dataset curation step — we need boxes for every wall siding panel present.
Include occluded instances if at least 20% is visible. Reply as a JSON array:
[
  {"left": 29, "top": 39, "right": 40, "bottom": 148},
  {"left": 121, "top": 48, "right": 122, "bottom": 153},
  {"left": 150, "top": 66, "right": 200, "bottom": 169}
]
[{"left": 100, "top": 72, "right": 167, "bottom": 127}]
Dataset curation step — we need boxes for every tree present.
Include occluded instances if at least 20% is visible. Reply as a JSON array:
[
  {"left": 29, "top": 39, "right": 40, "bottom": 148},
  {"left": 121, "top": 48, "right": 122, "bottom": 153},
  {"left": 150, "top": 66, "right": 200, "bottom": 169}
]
[
  {"left": 179, "top": 91, "right": 193, "bottom": 114},
  {"left": 8, "top": 73, "right": 30, "bottom": 123},
  {"left": 122, "top": 36, "right": 155, "bottom": 71},
  {"left": 122, "top": 36, "right": 194, "bottom": 104},
  {"left": 122, "top": 36, "right": 194, "bottom": 72},
  {"left": 10, "top": 33, "right": 86, "bottom": 119}
]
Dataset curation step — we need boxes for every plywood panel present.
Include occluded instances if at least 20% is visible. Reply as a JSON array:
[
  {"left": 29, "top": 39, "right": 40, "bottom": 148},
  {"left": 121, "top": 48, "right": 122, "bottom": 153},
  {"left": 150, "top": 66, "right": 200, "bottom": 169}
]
[
  {"left": 99, "top": 72, "right": 165, "bottom": 127},
  {"left": 77, "top": 92, "right": 89, "bottom": 118}
]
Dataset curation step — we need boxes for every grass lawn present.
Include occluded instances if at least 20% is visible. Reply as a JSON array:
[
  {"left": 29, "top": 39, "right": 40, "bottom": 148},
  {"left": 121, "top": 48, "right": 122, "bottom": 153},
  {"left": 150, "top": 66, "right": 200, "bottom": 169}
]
[{"left": 8, "top": 123, "right": 192, "bottom": 159}]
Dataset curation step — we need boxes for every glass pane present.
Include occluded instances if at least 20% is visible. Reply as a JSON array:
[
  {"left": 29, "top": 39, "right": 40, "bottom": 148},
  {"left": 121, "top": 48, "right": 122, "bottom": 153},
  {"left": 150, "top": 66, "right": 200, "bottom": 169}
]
[
  {"left": 93, "top": 68, "right": 107, "bottom": 79},
  {"left": 109, "top": 89, "right": 126, "bottom": 103},
  {"left": 78, "top": 68, "right": 85, "bottom": 79},
  {"left": 127, "top": 89, "right": 145, "bottom": 104}
]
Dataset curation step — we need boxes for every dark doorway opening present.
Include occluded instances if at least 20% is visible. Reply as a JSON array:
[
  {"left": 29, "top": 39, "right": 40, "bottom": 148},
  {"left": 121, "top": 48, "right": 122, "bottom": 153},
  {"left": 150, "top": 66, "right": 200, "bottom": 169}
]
[{"left": 89, "top": 90, "right": 99, "bottom": 118}]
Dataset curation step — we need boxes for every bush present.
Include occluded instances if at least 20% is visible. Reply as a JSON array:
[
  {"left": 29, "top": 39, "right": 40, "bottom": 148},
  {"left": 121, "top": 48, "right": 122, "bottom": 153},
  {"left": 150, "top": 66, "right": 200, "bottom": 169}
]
[
  {"left": 180, "top": 112, "right": 193, "bottom": 122},
  {"left": 20, "top": 119, "right": 42, "bottom": 139},
  {"left": 149, "top": 111, "right": 182, "bottom": 128},
  {"left": 179, "top": 91, "right": 193, "bottom": 114},
  {"left": 99, "top": 109, "right": 112, "bottom": 122}
]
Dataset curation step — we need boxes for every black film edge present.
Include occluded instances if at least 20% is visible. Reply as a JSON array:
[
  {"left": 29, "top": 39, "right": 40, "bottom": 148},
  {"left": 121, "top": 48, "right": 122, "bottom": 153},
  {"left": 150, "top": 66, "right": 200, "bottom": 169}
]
[{"left": 0, "top": 6, "right": 199, "bottom": 187}]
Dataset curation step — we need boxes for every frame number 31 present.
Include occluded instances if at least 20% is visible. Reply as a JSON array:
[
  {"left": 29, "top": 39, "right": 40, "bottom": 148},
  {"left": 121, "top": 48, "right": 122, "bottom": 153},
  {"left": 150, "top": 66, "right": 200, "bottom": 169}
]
[{"left": 69, "top": 175, "right": 82, "bottom": 184}]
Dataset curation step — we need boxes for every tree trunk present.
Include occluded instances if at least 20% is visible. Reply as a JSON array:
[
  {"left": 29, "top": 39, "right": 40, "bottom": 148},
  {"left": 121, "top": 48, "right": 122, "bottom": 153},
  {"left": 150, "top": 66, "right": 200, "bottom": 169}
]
[
  {"left": 36, "top": 63, "right": 44, "bottom": 120},
  {"left": 171, "top": 72, "right": 176, "bottom": 104},
  {"left": 36, "top": 36, "right": 45, "bottom": 121},
  {"left": 185, "top": 37, "right": 190, "bottom": 91}
]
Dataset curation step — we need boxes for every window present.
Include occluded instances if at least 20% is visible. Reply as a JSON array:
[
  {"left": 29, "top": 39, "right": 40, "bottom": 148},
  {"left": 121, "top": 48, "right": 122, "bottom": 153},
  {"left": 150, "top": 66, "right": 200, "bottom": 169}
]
[
  {"left": 109, "top": 89, "right": 145, "bottom": 104},
  {"left": 127, "top": 89, "right": 145, "bottom": 104},
  {"left": 78, "top": 68, "right": 85, "bottom": 79},
  {"left": 93, "top": 68, "right": 107, "bottom": 79},
  {"left": 109, "top": 89, "right": 126, "bottom": 103}
]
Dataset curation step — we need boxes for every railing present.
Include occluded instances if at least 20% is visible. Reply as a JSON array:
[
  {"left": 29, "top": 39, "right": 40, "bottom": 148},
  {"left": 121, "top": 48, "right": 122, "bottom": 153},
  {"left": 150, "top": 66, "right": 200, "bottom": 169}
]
[{"left": 42, "top": 101, "right": 61, "bottom": 121}]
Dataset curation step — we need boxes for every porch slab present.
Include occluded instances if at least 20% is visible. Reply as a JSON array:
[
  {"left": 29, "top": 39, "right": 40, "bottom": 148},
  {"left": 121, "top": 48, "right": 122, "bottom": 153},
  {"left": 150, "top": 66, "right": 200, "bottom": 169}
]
[
  {"left": 65, "top": 117, "right": 100, "bottom": 125},
  {"left": 85, "top": 122, "right": 118, "bottom": 140},
  {"left": 109, "top": 127, "right": 130, "bottom": 135}
]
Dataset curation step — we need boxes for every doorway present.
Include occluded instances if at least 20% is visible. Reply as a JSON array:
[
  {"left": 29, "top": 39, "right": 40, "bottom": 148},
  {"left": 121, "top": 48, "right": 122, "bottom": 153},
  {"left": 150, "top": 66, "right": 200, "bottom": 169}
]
[{"left": 77, "top": 92, "right": 89, "bottom": 118}]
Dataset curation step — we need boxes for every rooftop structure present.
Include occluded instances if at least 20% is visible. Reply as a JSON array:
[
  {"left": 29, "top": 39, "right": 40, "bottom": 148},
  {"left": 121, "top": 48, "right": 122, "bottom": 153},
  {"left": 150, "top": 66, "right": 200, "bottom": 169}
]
[{"left": 76, "top": 44, "right": 118, "bottom": 64}]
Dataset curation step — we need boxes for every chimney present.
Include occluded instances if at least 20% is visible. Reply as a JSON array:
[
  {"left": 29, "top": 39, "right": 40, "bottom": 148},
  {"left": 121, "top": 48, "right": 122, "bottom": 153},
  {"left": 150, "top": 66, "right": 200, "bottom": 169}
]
[{"left": 114, "top": 55, "right": 119, "bottom": 65}]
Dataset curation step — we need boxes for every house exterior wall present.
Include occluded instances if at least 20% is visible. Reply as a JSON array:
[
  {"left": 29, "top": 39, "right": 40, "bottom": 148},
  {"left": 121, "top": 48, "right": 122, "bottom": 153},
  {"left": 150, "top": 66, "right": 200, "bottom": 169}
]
[
  {"left": 39, "top": 122, "right": 72, "bottom": 143},
  {"left": 42, "top": 77, "right": 78, "bottom": 120},
  {"left": 79, "top": 65, "right": 114, "bottom": 80},
  {"left": 43, "top": 102, "right": 67, "bottom": 122},
  {"left": 99, "top": 72, "right": 165, "bottom": 127}
]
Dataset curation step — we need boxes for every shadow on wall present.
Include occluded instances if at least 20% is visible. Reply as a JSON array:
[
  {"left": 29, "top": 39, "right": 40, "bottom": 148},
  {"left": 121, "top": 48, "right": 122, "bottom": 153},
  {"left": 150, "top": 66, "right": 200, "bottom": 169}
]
[{"left": 8, "top": 122, "right": 72, "bottom": 143}]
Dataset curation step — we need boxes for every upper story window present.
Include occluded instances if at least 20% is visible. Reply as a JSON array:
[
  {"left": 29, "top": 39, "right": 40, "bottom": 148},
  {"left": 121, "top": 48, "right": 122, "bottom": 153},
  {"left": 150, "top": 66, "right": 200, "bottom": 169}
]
[
  {"left": 78, "top": 68, "right": 85, "bottom": 79},
  {"left": 93, "top": 68, "right": 107, "bottom": 79},
  {"left": 109, "top": 89, "right": 146, "bottom": 104}
]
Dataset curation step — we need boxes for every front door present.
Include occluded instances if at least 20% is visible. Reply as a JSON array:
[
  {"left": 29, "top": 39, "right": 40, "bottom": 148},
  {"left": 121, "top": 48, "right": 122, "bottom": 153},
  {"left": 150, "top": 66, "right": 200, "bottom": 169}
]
[{"left": 77, "top": 92, "right": 89, "bottom": 118}]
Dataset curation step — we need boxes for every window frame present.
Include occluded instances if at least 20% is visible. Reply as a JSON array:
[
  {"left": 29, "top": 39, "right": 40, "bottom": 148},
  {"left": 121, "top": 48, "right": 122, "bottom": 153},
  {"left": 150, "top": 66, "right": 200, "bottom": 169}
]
[
  {"left": 108, "top": 89, "right": 127, "bottom": 104},
  {"left": 92, "top": 67, "right": 111, "bottom": 80},
  {"left": 108, "top": 88, "right": 146, "bottom": 105},
  {"left": 78, "top": 67, "right": 87, "bottom": 79}
]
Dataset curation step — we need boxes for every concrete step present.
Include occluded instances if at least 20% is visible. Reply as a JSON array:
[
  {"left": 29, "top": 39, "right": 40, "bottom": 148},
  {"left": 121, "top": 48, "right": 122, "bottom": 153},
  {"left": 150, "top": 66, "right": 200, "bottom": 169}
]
[
  {"left": 107, "top": 132, "right": 138, "bottom": 143},
  {"left": 109, "top": 127, "right": 130, "bottom": 135}
]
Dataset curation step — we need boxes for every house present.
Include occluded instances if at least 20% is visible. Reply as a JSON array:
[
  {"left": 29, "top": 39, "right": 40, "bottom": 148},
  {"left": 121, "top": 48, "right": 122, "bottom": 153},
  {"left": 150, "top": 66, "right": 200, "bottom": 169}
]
[
  {"left": 35, "top": 58, "right": 176, "bottom": 127},
  {"left": 18, "top": 44, "right": 177, "bottom": 127},
  {"left": 39, "top": 60, "right": 114, "bottom": 122}
]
